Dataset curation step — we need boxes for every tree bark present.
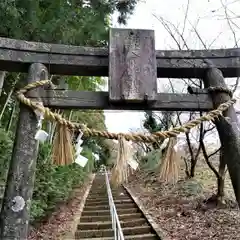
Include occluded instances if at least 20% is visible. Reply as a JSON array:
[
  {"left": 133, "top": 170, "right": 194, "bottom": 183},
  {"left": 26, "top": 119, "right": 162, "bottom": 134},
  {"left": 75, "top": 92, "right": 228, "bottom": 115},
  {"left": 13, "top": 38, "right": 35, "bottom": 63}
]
[
  {"left": 0, "top": 63, "right": 48, "bottom": 239},
  {"left": 204, "top": 68, "right": 240, "bottom": 208},
  {"left": 217, "top": 176, "right": 225, "bottom": 202},
  {"left": 217, "top": 149, "right": 226, "bottom": 203}
]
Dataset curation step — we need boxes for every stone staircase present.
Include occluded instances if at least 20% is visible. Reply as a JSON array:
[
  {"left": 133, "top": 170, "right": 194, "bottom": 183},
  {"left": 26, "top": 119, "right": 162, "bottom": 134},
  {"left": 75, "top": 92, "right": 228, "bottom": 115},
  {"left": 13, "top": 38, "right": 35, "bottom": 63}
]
[{"left": 75, "top": 174, "right": 160, "bottom": 239}]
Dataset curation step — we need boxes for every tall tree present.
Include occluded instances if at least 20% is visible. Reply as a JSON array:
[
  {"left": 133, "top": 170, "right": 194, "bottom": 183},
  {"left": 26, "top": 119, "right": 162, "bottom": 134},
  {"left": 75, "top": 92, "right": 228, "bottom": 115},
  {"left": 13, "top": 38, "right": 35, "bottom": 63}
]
[{"left": 0, "top": 0, "right": 139, "bottom": 125}]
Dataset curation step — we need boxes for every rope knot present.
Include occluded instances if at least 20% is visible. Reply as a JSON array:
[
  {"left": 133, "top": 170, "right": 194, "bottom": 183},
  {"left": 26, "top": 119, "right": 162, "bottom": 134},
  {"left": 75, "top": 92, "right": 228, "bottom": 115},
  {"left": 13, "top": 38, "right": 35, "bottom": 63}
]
[{"left": 207, "top": 86, "right": 233, "bottom": 98}]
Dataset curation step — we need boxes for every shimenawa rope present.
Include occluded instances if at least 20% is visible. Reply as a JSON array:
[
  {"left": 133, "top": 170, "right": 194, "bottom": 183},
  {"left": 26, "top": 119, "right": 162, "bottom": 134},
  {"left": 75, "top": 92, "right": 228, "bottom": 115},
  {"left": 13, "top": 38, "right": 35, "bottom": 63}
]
[{"left": 16, "top": 79, "right": 236, "bottom": 143}]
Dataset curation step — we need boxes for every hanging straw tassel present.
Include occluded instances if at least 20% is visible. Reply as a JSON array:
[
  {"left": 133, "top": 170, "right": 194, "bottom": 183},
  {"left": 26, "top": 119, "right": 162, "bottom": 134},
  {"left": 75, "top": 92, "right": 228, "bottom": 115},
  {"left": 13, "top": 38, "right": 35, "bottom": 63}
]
[
  {"left": 52, "top": 123, "right": 74, "bottom": 166},
  {"left": 158, "top": 137, "right": 180, "bottom": 184},
  {"left": 111, "top": 135, "right": 129, "bottom": 188}
]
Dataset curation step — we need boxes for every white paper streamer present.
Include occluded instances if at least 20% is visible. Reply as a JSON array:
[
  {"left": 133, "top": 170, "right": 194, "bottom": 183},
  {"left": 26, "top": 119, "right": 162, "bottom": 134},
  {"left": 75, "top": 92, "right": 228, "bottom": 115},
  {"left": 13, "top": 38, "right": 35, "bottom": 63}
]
[
  {"left": 75, "top": 146, "right": 83, "bottom": 155},
  {"left": 127, "top": 158, "right": 139, "bottom": 170},
  {"left": 75, "top": 155, "right": 88, "bottom": 167},
  {"left": 35, "top": 130, "right": 49, "bottom": 143}
]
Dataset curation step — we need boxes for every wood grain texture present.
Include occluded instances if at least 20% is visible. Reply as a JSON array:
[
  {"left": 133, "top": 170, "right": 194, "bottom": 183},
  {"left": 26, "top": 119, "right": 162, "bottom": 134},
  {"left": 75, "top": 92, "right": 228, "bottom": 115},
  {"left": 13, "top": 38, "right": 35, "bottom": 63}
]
[
  {"left": 187, "top": 86, "right": 209, "bottom": 94},
  {"left": 0, "top": 35, "right": 240, "bottom": 77},
  {"left": 0, "top": 63, "right": 48, "bottom": 240},
  {"left": 109, "top": 28, "right": 157, "bottom": 101},
  {"left": 27, "top": 90, "right": 213, "bottom": 111}
]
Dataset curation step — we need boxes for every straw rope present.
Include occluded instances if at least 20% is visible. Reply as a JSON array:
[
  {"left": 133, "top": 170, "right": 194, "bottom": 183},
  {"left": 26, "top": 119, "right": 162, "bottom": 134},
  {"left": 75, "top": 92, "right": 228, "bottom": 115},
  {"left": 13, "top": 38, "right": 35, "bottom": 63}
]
[{"left": 16, "top": 79, "right": 236, "bottom": 143}]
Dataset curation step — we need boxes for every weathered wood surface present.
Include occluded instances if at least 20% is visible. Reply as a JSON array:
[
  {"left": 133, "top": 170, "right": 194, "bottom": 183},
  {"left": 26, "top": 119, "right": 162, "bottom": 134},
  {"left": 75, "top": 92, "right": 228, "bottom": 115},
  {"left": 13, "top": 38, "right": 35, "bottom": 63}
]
[
  {"left": 187, "top": 86, "right": 209, "bottom": 95},
  {"left": 27, "top": 90, "right": 213, "bottom": 111},
  {"left": 0, "top": 35, "right": 240, "bottom": 77},
  {"left": 0, "top": 63, "right": 48, "bottom": 239},
  {"left": 204, "top": 68, "right": 240, "bottom": 207},
  {"left": 109, "top": 28, "right": 157, "bottom": 101}
]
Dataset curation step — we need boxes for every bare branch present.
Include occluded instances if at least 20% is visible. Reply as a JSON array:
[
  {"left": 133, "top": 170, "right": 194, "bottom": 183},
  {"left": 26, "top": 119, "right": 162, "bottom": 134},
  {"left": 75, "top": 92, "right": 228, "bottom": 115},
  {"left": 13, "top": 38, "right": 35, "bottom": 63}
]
[
  {"left": 203, "top": 126, "right": 215, "bottom": 134},
  {"left": 208, "top": 147, "right": 221, "bottom": 159},
  {"left": 220, "top": 0, "right": 238, "bottom": 47},
  {"left": 181, "top": 0, "right": 190, "bottom": 37},
  {"left": 200, "top": 138, "right": 220, "bottom": 178}
]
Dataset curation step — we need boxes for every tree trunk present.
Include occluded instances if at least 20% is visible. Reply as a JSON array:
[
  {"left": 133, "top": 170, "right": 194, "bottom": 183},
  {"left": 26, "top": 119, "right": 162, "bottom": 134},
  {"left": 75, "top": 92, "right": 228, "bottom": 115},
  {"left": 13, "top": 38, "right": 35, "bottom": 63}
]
[
  {"left": 0, "top": 71, "right": 6, "bottom": 97},
  {"left": 0, "top": 63, "right": 48, "bottom": 239},
  {"left": 190, "top": 161, "right": 197, "bottom": 177},
  {"left": 217, "top": 176, "right": 225, "bottom": 203},
  {"left": 204, "top": 68, "right": 240, "bottom": 208},
  {"left": 217, "top": 148, "right": 226, "bottom": 204}
]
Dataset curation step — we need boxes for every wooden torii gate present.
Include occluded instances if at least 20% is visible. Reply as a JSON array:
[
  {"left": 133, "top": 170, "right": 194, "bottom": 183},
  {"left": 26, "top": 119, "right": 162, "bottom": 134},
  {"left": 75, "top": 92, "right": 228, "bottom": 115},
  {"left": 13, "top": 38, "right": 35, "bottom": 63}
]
[{"left": 0, "top": 28, "right": 240, "bottom": 239}]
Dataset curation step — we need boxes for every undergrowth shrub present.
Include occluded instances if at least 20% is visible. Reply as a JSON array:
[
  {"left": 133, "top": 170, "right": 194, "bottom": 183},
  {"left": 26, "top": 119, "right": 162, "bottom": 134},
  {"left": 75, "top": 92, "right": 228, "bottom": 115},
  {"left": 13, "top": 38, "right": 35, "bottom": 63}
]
[
  {"left": 140, "top": 149, "right": 162, "bottom": 171},
  {"left": 31, "top": 143, "right": 89, "bottom": 221},
  {"left": 176, "top": 179, "right": 203, "bottom": 197},
  {"left": 0, "top": 128, "right": 13, "bottom": 182},
  {"left": 0, "top": 130, "right": 95, "bottom": 222}
]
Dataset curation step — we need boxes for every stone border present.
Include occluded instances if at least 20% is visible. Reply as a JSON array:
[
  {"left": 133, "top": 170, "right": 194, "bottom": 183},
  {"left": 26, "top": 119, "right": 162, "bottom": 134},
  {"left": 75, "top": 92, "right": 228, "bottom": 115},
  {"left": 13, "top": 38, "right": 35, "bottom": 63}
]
[
  {"left": 123, "top": 185, "right": 170, "bottom": 240},
  {"left": 61, "top": 174, "right": 95, "bottom": 240}
]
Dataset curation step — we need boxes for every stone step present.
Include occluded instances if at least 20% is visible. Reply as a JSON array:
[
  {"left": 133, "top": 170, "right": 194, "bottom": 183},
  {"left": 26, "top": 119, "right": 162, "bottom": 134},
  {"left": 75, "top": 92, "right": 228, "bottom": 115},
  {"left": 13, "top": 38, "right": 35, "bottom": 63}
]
[
  {"left": 88, "top": 194, "right": 129, "bottom": 199},
  {"left": 84, "top": 202, "right": 135, "bottom": 211},
  {"left": 125, "top": 234, "right": 159, "bottom": 240},
  {"left": 87, "top": 195, "right": 129, "bottom": 201},
  {"left": 78, "top": 218, "right": 148, "bottom": 230},
  {"left": 112, "top": 208, "right": 139, "bottom": 215},
  {"left": 86, "top": 197, "right": 108, "bottom": 201},
  {"left": 89, "top": 188, "right": 126, "bottom": 192},
  {"left": 85, "top": 198, "right": 133, "bottom": 206},
  {"left": 83, "top": 205, "right": 110, "bottom": 211},
  {"left": 75, "top": 228, "right": 113, "bottom": 238},
  {"left": 82, "top": 207, "right": 139, "bottom": 217},
  {"left": 89, "top": 189, "right": 127, "bottom": 194},
  {"left": 123, "top": 225, "right": 153, "bottom": 236},
  {"left": 81, "top": 209, "right": 111, "bottom": 217},
  {"left": 75, "top": 225, "right": 152, "bottom": 238},
  {"left": 76, "top": 176, "right": 160, "bottom": 239},
  {"left": 80, "top": 215, "right": 111, "bottom": 222},
  {"left": 80, "top": 213, "right": 143, "bottom": 222},
  {"left": 76, "top": 234, "right": 158, "bottom": 240}
]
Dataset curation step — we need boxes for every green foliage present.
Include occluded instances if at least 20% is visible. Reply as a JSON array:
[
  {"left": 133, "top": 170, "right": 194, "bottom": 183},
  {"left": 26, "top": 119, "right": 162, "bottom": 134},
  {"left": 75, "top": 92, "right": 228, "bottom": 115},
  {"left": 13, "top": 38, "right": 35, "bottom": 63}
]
[
  {"left": 115, "top": 0, "right": 138, "bottom": 24},
  {"left": 140, "top": 149, "right": 162, "bottom": 171},
  {"left": 0, "top": 128, "right": 13, "bottom": 182},
  {"left": 0, "top": 0, "right": 137, "bottom": 130},
  {"left": 143, "top": 112, "right": 174, "bottom": 150},
  {"left": 0, "top": 0, "right": 137, "bottom": 223},
  {"left": 143, "top": 112, "right": 174, "bottom": 133},
  {"left": 67, "top": 76, "right": 105, "bottom": 92},
  {"left": 31, "top": 143, "right": 87, "bottom": 221},
  {"left": 0, "top": 0, "right": 139, "bottom": 44}
]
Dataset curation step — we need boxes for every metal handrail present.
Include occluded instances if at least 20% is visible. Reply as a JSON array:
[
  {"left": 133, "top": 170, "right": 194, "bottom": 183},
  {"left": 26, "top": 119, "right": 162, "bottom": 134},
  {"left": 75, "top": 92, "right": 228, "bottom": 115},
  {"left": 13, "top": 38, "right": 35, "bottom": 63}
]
[{"left": 104, "top": 167, "right": 125, "bottom": 240}]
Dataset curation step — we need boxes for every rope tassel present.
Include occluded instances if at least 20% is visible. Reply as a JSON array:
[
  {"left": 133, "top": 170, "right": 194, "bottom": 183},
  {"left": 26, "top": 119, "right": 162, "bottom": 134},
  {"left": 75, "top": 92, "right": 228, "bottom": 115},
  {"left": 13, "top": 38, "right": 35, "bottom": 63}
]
[
  {"left": 52, "top": 123, "right": 74, "bottom": 166},
  {"left": 158, "top": 137, "right": 180, "bottom": 184},
  {"left": 111, "top": 135, "right": 129, "bottom": 188}
]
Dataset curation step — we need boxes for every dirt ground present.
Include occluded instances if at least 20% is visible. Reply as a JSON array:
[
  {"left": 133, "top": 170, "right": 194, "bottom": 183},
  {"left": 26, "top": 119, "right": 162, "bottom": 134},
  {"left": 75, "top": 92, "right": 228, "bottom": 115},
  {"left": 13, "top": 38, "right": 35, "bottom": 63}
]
[
  {"left": 27, "top": 158, "right": 240, "bottom": 240},
  {"left": 126, "top": 158, "right": 240, "bottom": 240}
]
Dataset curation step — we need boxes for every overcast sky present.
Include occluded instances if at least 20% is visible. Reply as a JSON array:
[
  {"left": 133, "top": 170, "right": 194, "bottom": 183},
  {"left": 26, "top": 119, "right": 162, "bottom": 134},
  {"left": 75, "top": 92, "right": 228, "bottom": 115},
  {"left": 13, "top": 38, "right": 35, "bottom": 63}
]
[{"left": 104, "top": 0, "right": 240, "bottom": 141}]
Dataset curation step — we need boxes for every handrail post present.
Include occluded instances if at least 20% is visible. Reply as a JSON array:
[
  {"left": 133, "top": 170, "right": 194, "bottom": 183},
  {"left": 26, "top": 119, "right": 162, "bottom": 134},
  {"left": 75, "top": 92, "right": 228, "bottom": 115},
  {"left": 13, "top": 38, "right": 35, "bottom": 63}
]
[{"left": 104, "top": 166, "right": 124, "bottom": 240}]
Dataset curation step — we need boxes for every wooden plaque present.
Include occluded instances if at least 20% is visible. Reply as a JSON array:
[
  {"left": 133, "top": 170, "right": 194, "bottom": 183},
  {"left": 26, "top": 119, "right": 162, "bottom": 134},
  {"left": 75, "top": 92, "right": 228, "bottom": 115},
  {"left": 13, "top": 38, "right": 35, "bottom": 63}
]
[{"left": 109, "top": 28, "right": 157, "bottom": 102}]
